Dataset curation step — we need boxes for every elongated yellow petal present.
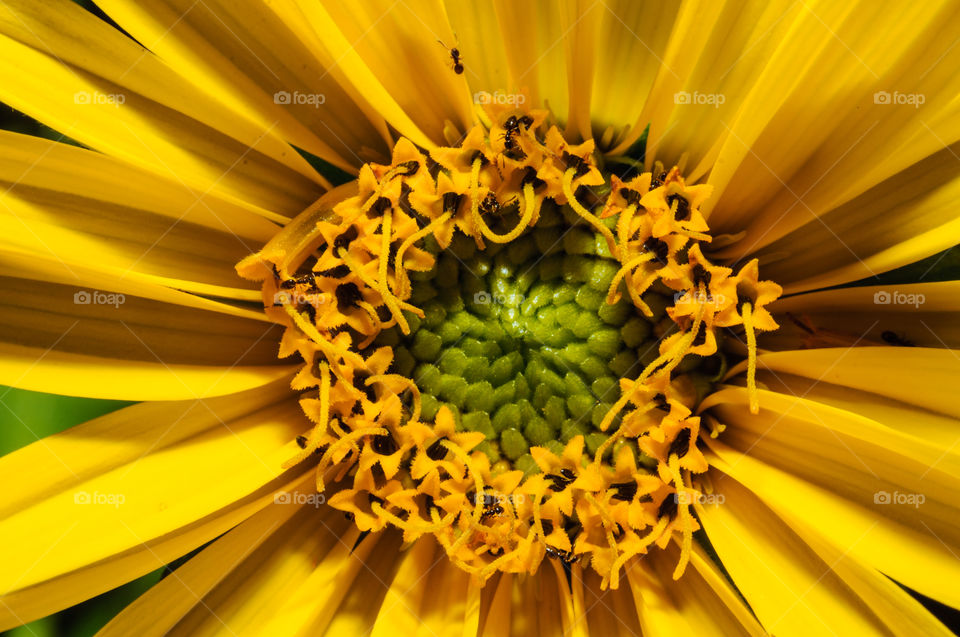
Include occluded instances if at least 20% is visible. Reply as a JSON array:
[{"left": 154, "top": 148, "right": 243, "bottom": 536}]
[
  {"left": 589, "top": 1, "right": 681, "bottom": 149},
  {"left": 741, "top": 140, "right": 960, "bottom": 292},
  {"left": 223, "top": 525, "right": 383, "bottom": 635},
  {"left": 303, "top": 0, "right": 473, "bottom": 148},
  {"left": 0, "top": 12, "right": 323, "bottom": 217},
  {"left": 0, "top": 275, "right": 291, "bottom": 398},
  {"left": 0, "top": 381, "right": 307, "bottom": 628},
  {"left": 704, "top": 0, "right": 959, "bottom": 230},
  {"left": 492, "top": 0, "right": 571, "bottom": 125},
  {"left": 765, "top": 281, "right": 960, "bottom": 350},
  {"left": 785, "top": 504, "right": 956, "bottom": 637},
  {"left": 0, "top": 138, "right": 279, "bottom": 298},
  {"left": 624, "top": 1, "right": 798, "bottom": 179},
  {"left": 572, "top": 569, "right": 645, "bottom": 637},
  {"left": 318, "top": 532, "right": 406, "bottom": 636},
  {"left": 0, "top": 250, "right": 271, "bottom": 324},
  {"left": 703, "top": 386, "right": 960, "bottom": 608},
  {"left": 734, "top": 347, "right": 960, "bottom": 419},
  {"left": 611, "top": 0, "right": 728, "bottom": 165},
  {"left": 95, "top": 0, "right": 392, "bottom": 171},
  {"left": 624, "top": 543, "right": 765, "bottom": 636},
  {"left": 0, "top": 131, "right": 279, "bottom": 241},
  {"left": 697, "top": 474, "right": 895, "bottom": 635},
  {"left": 756, "top": 370, "right": 960, "bottom": 451},
  {"left": 445, "top": 1, "right": 511, "bottom": 107},
  {"left": 97, "top": 495, "right": 347, "bottom": 637}
]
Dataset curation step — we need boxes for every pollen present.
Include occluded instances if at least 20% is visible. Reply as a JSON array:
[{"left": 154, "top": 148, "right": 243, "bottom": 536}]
[{"left": 238, "top": 107, "right": 782, "bottom": 588}]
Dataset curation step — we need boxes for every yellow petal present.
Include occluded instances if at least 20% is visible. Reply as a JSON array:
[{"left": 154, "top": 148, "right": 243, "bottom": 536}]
[
  {"left": 704, "top": 0, "right": 959, "bottom": 232},
  {"left": 740, "top": 140, "right": 960, "bottom": 292},
  {"left": 782, "top": 501, "right": 957, "bottom": 637},
  {"left": 765, "top": 281, "right": 960, "bottom": 350},
  {"left": 445, "top": 1, "right": 511, "bottom": 107},
  {"left": 304, "top": 0, "right": 473, "bottom": 148},
  {"left": 0, "top": 381, "right": 307, "bottom": 628},
  {"left": 369, "top": 538, "right": 438, "bottom": 636},
  {"left": 703, "top": 386, "right": 960, "bottom": 608},
  {"left": 97, "top": 487, "right": 348, "bottom": 637},
  {"left": 0, "top": 6, "right": 323, "bottom": 217},
  {"left": 0, "top": 249, "right": 271, "bottom": 324},
  {"left": 0, "top": 275, "right": 292, "bottom": 399},
  {"left": 95, "top": 0, "right": 392, "bottom": 170},
  {"left": 591, "top": 1, "right": 682, "bottom": 149},
  {"left": 697, "top": 473, "right": 895, "bottom": 635},
  {"left": 610, "top": 0, "right": 728, "bottom": 164},
  {"left": 755, "top": 368, "right": 960, "bottom": 451},
  {"left": 244, "top": 528, "right": 389, "bottom": 635},
  {"left": 735, "top": 347, "right": 960, "bottom": 418},
  {"left": 576, "top": 569, "right": 644, "bottom": 637},
  {"left": 319, "top": 532, "right": 406, "bottom": 636},
  {"left": 0, "top": 136, "right": 276, "bottom": 299},
  {"left": 493, "top": 0, "right": 571, "bottom": 125},
  {"left": 0, "top": 131, "right": 279, "bottom": 242},
  {"left": 624, "top": 543, "right": 765, "bottom": 636}
]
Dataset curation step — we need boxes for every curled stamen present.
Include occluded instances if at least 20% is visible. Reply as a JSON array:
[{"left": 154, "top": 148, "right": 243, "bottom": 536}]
[
  {"left": 473, "top": 182, "right": 538, "bottom": 243},
  {"left": 281, "top": 304, "right": 365, "bottom": 368},
  {"left": 314, "top": 426, "right": 387, "bottom": 491},
  {"left": 367, "top": 373, "right": 423, "bottom": 422},
  {"left": 606, "top": 253, "right": 653, "bottom": 305},
  {"left": 469, "top": 157, "right": 487, "bottom": 249},
  {"left": 376, "top": 206, "right": 411, "bottom": 334},
  {"left": 562, "top": 168, "right": 619, "bottom": 258},
  {"left": 394, "top": 211, "right": 452, "bottom": 298}
]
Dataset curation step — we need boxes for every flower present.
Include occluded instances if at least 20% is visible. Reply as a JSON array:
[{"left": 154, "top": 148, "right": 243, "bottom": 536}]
[{"left": 0, "top": 0, "right": 958, "bottom": 635}]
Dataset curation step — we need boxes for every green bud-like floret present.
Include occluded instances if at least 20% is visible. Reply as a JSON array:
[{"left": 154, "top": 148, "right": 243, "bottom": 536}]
[{"left": 373, "top": 205, "right": 717, "bottom": 472}]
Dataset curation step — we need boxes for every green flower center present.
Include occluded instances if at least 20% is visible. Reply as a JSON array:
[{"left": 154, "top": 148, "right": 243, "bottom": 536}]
[{"left": 374, "top": 200, "right": 725, "bottom": 475}]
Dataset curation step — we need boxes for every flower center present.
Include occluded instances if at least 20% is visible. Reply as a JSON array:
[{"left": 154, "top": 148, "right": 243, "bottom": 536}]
[
  {"left": 238, "top": 107, "right": 782, "bottom": 589},
  {"left": 375, "top": 201, "right": 724, "bottom": 479}
]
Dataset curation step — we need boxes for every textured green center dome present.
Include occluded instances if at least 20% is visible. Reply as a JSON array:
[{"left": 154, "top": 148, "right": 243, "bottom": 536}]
[{"left": 374, "top": 201, "right": 716, "bottom": 475}]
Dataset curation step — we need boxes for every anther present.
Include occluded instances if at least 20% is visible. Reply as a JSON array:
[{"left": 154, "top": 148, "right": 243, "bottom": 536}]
[
  {"left": 668, "top": 428, "right": 692, "bottom": 459},
  {"left": 667, "top": 193, "right": 690, "bottom": 221},
  {"left": 611, "top": 481, "right": 638, "bottom": 502}
]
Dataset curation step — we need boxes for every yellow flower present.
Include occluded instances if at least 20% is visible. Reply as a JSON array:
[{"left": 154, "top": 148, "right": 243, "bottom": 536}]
[{"left": 0, "top": 0, "right": 958, "bottom": 635}]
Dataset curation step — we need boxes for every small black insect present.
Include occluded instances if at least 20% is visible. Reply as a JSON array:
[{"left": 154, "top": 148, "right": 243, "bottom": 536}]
[
  {"left": 479, "top": 191, "right": 501, "bottom": 216},
  {"left": 881, "top": 330, "right": 915, "bottom": 347},
  {"left": 480, "top": 504, "right": 504, "bottom": 520},
  {"left": 544, "top": 545, "right": 580, "bottom": 563},
  {"left": 438, "top": 40, "right": 464, "bottom": 74}
]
